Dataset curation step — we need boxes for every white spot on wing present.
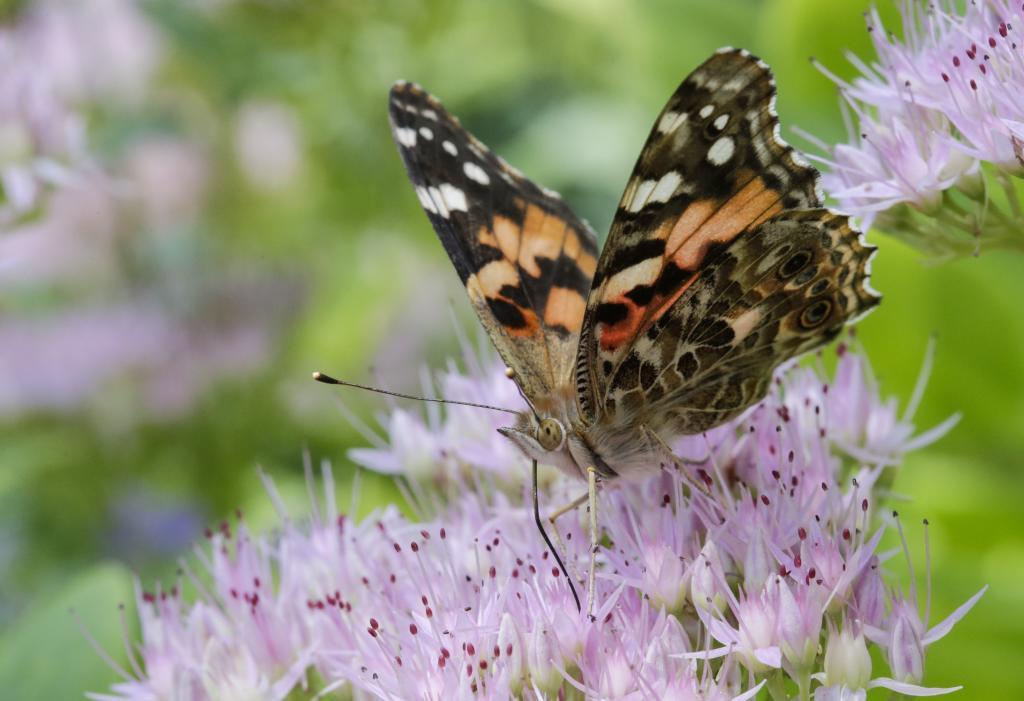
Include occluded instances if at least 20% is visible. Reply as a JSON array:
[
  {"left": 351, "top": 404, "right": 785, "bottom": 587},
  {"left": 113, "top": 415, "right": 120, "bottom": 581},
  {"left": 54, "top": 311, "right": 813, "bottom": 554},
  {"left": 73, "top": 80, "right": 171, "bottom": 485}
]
[
  {"left": 422, "top": 109, "right": 438, "bottom": 120},
  {"left": 605, "top": 257, "right": 662, "bottom": 299},
  {"left": 713, "top": 114, "right": 729, "bottom": 131},
  {"left": 625, "top": 178, "right": 657, "bottom": 213},
  {"left": 415, "top": 186, "right": 437, "bottom": 214},
  {"left": 442, "top": 140, "right": 458, "bottom": 156},
  {"left": 658, "top": 110, "right": 687, "bottom": 134},
  {"left": 649, "top": 171, "right": 682, "bottom": 203},
  {"left": 395, "top": 127, "right": 417, "bottom": 147},
  {"left": 699, "top": 104, "right": 715, "bottom": 119},
  {"left": 464, "top": 161, "right": 490, "bottom": 185},
  {"left": 419, "top": 126, "right": 434, "bottom": 140},
  {"left": 658, "top": 111, "right": 679, "bottom": 133},
  {"left": 707, "top": 137, "right": 735, "bottom": 165},
  {"left": 438, "top": 183, "right": 468, "bottom": 212}
]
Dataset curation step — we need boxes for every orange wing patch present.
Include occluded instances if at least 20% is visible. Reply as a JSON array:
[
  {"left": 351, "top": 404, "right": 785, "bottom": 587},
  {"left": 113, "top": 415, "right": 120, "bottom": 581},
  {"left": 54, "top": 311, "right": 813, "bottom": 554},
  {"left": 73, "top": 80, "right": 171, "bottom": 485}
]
[
  {"left": 665, "top": 172, "right": 782, "bottom": 269},
  {"left": 471, "top": 201, "right": 596, "bottom": 339}
]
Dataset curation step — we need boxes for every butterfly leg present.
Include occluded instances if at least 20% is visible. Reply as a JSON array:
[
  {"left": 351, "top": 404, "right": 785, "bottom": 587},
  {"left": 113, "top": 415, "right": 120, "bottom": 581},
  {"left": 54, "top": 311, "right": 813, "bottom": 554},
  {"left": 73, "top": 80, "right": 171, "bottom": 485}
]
[
  {"left": 641, "top": 425, "right": 713, "bottom": 497},
  {"left": 585, "top": 465, "right": 599, "bottom": 620},
  {"left": 544, "top": 492, "right": 588, "bottom": 603}
]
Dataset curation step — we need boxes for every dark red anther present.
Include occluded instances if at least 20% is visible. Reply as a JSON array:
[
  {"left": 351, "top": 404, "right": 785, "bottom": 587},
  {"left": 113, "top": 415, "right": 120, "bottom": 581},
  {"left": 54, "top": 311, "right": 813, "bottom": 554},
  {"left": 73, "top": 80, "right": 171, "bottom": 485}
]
[
  {"left": 798, "top": 527, "right": 807, "bottom": 540},
  {"left": 410, "top": 623, "right": 418, "bottom": 635},
  {"left": 842, "top": 528, "right": 852, "bottom": 541}
]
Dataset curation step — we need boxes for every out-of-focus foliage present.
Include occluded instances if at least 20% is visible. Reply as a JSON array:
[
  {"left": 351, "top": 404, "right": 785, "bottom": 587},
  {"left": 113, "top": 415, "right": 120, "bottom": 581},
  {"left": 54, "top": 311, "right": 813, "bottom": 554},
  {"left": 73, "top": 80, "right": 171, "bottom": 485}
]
[{"left": 0, "top": 0, "right": 1020, "bottom": 698}]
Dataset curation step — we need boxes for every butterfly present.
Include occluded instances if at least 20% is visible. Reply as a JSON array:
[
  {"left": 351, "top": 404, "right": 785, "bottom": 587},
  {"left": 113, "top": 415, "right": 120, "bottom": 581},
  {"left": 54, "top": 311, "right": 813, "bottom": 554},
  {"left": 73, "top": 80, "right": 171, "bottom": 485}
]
[{"left": 388, "top": 48, "right": 879, "bottom": 612}]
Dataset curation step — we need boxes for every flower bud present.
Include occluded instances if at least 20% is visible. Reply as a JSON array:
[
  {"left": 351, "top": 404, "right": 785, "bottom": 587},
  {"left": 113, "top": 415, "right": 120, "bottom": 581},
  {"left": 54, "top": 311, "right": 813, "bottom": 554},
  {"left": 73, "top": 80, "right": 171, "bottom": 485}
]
[
  {"left": 527, "top": 625, "right": 561, "bottom": 695},
  {"left": 688, "top": 540, "right": 727, "bottom": 613},
  {"left": 823, "top": 626, "right": 872, "bottom": 690},
  {"left": 887, "top": 600, "right": 925, "bottom": 683}
]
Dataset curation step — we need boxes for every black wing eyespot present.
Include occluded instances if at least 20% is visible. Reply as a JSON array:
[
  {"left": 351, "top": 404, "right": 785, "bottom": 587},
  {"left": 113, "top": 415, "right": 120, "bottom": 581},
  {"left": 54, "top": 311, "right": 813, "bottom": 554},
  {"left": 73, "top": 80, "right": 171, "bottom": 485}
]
[
  {"left": 800, "top": 298, "right": 833, "bottom": 329},
  {"left": 778, "top": 249, "right": 812, "bottom": 279},
  {"left": 809, "top": 278, "right": 830, "bottom": 296}
]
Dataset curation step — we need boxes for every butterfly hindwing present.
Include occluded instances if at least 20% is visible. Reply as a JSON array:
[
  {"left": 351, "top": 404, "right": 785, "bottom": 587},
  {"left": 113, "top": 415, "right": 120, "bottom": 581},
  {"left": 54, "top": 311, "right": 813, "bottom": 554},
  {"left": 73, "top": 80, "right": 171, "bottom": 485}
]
[
  {"left": 574, "top": 48, "right": 878, "bottom": 429},
  {"left": 389, "top": 82, "right": 599, "bottom": 401},
  {"left": 591, "top": 209, "right": 878, "bottom": 452}
]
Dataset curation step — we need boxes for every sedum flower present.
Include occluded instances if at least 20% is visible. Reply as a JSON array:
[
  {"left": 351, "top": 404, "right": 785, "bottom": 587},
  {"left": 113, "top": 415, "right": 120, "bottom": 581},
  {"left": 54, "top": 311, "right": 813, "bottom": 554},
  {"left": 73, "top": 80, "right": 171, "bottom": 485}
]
[
  {"left": 92, "top": 345, "right": 983, "bottom": 700},
  {"left": 808, "top": 0, "right": 1024, "bottom": 260}
]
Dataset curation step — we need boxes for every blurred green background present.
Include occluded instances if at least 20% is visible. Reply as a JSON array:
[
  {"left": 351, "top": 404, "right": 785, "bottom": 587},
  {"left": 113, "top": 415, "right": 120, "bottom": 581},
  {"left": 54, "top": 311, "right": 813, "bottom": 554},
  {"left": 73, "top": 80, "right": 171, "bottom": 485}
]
[{"left": 0, "top": 0, "right": 1020, "bottom": 698}]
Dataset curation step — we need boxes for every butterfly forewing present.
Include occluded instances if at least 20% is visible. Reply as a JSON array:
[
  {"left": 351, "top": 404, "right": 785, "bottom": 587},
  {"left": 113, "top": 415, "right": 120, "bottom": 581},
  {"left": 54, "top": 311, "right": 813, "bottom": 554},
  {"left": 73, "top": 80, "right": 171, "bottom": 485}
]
[
  {"left": 389, "top": 82, "right": 599, "bottom": 401},
  {"left": 574, "top": 49, "right": 878, "bottom": 434}
]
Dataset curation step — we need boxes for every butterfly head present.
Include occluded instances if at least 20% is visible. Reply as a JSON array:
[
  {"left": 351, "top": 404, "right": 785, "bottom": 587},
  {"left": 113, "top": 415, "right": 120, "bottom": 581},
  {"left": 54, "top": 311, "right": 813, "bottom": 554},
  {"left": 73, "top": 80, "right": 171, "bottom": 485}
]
[{"left": 498, "top": 414, "right": 569, "bottom": 463}]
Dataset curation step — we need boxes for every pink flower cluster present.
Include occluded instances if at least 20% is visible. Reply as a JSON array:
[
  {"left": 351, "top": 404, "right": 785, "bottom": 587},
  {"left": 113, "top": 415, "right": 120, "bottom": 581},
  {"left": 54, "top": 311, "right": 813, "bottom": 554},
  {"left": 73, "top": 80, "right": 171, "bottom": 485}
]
[
  {"left": 806, "top": 0, "right": 1024, "bottom": 258},
  {"left": 92, "top": 346, "right": 983, "bottom": 700}
]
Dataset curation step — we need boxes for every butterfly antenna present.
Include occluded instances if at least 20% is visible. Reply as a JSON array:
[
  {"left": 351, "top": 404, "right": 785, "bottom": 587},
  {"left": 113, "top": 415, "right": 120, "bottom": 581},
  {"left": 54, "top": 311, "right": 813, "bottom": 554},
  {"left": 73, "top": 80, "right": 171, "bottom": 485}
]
[
  {"left": 533, "top": 459, "right": 581, "bottom": 613},
  {"left": 312, "top": 372, "right": 520, "bottom": 415}
]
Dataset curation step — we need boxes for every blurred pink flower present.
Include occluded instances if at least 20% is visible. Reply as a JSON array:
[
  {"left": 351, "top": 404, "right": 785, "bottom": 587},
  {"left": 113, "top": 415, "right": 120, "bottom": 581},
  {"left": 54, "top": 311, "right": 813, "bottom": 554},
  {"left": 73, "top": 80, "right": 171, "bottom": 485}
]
[
  {"left": 122, "top": 137, "right": 211, "bottom": 231},
  {"left": 93, "top": 346, "right": 983, "bottom": 699},
  {"left": 0, "top": 0, "right": 162, "bottom": 227},
  {"left": 0, "top": 276, "right": 296, "bottom": 420},
  {"left": 234, "top": 100, "right": 303, "bottom": 192}
]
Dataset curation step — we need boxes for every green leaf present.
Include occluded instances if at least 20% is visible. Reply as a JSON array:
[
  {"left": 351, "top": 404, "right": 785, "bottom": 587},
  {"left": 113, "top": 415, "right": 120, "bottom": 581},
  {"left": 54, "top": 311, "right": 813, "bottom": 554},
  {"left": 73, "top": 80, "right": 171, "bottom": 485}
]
[{"left": 0, "top": 562, "right": 135, "bottom": 700}]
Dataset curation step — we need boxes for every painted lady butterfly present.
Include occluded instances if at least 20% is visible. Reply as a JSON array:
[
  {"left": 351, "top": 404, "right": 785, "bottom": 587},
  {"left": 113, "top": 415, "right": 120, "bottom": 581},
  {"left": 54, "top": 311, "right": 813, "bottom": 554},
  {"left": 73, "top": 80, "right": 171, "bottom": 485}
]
[{"left": 388, "top": 48, "right": 879, "bottom": 612}]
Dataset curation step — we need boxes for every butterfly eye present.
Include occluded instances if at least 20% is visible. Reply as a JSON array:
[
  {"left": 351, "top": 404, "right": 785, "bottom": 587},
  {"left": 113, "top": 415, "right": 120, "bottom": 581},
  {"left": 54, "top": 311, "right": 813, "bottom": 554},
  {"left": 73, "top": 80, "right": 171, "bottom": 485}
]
[
  {"left": 800, "top": 299, "right": 833, "bottom": 329},
  {"left": 536, "top": 418, "right": 565, "bottom": 451},
  {"left": 778, "top": 249, "right": 812, "bottom": 279}
]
